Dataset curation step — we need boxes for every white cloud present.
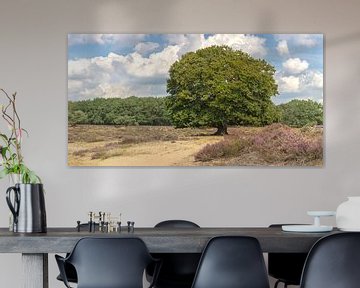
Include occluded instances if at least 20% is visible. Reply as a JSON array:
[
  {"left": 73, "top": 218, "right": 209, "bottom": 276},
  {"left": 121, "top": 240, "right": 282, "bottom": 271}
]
[
  {"left": 68, "top": 58, "right": 91, "bottom": 79},
  {"left": 68, "top": 46, "right": 180, "bottom": 100},
  {"left": 295, "top": 34, "right": 319, "bottom": 47},
  {"left": 166, "top": 34, "right": 205, "bottom": 55},
  {"left": 278, "top": 76, "right": 300, "bottom": 93},
  {"left": 202, "top": 34, "right": 267, "bottom": 58},
  {"left": 300, "top": 70, "right": 323, "bottom": 89},
  {"left": 275, "top": 69, "right": 323, "bottom": 105},
  {"left": 275, "top": 34, "right": 322, "bottom": 48},
  {"left": 276, "top": 40, "right": 289, "bottom": 56},
  {"left": 97, "top": 83, "right": 132, "bottom": 99},
  {"left": 68, "top": 79, "right": 84, "bottom": 99},
  {"left": 164, "top": 34, "right": 268, "bottom": 59},
  {"left": 309, "top": 71, "right": 323, "bottom": 88},
  {"left": 283, "top": 58, "right": 309, "bottom": 74},
  {"left": 121, "top": 46, "right": 180, "bottom": 78},
  {"left": 134, "top": 42, "right": 160, "bottom": 55},
  {"left": 276, "top": 69, "right": 323, "bottom": 96}
]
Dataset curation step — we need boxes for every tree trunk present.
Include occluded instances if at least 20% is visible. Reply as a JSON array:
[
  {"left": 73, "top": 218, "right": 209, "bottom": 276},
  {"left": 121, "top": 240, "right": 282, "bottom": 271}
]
[{"left": 214, "top": 124, "right": 228, "bottom": 135}]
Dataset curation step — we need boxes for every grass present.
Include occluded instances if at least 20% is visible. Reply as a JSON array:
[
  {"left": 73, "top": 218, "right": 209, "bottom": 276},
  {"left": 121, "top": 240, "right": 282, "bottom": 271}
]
[
  {"left": 68, "top": 124, "right": 323, "bottom": 166},
  {"left": 68, "top": 125, "right": 216, "bottom": 161},
  {"left": 68, "top": 125, "right": 215, "bottom": 144}
]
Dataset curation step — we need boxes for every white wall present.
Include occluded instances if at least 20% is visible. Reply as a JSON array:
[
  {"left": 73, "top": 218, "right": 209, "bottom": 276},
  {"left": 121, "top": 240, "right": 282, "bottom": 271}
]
[{"left": 1, "top": 0, "right": 360, "bottom": 287}]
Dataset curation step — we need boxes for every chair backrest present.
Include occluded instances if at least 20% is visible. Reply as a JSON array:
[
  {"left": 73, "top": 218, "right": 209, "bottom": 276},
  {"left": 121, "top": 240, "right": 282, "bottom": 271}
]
[
  {"left": 268, "top": 224, "right": 308, "bottom": 285},
  {"left": 155, "top": 220, "right": 200, "bottom": 228},
  {"left": 151, "top": 220, "right": 201, "bottom": 286},
  {"left": 67, "top": 237, "right": 154, "bottom": 288},
  {"left": 191, "top": 236, "right": 270, "bottom": 288},
  {"left": 300, "top": 232, "right": 360, "bottom": 288}
]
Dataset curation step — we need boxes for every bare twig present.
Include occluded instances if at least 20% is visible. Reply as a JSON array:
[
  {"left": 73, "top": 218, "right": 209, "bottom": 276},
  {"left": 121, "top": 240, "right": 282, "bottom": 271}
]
[{"left": 0, "top": 88, "right": 23, "bottom": 165}]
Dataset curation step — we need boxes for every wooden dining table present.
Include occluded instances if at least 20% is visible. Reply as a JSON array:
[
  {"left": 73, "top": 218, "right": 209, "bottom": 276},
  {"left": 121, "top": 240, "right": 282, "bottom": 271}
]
[{"left": 0, "top": 226, "right": 339, "bottom": 288}]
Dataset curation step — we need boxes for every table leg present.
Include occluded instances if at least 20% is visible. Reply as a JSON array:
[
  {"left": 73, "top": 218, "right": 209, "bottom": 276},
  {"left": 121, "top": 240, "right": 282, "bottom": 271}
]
[{"left": 22, "top": 253, "right": 48, "bottom": 288}]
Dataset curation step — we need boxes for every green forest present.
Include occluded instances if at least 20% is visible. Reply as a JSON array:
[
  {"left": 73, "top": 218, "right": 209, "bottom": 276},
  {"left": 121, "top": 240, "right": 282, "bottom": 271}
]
[
  {"left": 68, "top": 96, "right": 323, "bottom": 128},
  {"left": 69, "top": 96, "right": 171, "bottom": 126}
]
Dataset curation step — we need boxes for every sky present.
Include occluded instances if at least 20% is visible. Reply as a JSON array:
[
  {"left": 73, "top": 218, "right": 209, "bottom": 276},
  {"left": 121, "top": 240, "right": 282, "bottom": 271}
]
[{"left": 68, "top": 34, "right": 323, "bottom": 104}]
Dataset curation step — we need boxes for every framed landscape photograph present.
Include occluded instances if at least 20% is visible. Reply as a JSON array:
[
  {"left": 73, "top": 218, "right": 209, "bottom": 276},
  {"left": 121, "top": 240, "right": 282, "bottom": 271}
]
[{"left": 68, "top": 33, "right": 323, "bottom": 167}]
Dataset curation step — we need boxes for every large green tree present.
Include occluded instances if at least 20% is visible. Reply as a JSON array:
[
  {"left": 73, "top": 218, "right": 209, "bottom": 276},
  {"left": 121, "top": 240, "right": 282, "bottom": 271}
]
[{"left": 166, "top": 45, "right": 279, "bottom": 135}]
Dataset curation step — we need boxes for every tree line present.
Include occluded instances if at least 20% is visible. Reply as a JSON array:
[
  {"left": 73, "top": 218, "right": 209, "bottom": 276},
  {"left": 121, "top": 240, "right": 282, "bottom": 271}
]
[
  {"left": 69, "top": 46, "right": 322, "bottom": 130},
  {"left": 69, "top": 96, "right": 171, "bottom": 126},
  {"left": 69, "top": 96, "right": 323, "bottom": 128}
]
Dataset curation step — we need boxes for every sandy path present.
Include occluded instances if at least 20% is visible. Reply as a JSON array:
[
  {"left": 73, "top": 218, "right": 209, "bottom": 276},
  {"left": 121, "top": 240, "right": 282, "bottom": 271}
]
[{"left": 69, "top": 136, "right": 222, "bottom": 166}]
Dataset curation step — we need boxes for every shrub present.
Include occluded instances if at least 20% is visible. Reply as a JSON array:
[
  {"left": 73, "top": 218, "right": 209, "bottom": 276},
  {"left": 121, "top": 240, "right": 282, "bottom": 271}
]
[
  {"left": 194, "top": 124, "right": 323, "bottom": 165},
  {"left": 195, "top": 138, "right": 250, "bottom": 161},
  {"left": 252, "top": 124, "right": 322, "bottom": 162}
]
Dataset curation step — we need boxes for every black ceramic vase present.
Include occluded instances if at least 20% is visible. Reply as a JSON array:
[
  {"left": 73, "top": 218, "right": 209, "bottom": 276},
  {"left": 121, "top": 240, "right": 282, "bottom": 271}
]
[{"left": 6, "top": 183, "right": 47, "bottom": 233}]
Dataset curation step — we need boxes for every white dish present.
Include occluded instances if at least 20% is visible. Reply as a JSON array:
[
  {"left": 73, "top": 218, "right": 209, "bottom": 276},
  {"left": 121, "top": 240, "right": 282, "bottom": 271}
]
[
  {"left": 282, "top": 225, "right": 333, "bottom": 233},
  {"left": 307, "top": 211, "right": 336, "bottom": 217}
]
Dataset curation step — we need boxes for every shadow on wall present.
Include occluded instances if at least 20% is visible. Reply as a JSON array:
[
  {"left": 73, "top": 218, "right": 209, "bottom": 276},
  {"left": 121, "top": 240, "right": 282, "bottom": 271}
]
[
  {"left": 327, "top": 32, "right": 360, "bottom": 47},
  {"left": 94, "top": 0, "right": 182, "bottom": 30}
]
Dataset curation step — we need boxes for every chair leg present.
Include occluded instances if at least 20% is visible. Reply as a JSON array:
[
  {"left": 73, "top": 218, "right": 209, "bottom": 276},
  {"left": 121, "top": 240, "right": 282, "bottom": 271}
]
[{"left": 274, "top": 280, "right": 289, "bottom": 288}]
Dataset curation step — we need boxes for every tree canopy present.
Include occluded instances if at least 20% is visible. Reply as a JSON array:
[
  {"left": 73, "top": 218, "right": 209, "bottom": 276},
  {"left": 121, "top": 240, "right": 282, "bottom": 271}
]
[
  {"left": 166, "top": 45, "right": 279, "bottom": 134},
  {"left": 278, "top": 99, "right": 323, "bottom": 127}
]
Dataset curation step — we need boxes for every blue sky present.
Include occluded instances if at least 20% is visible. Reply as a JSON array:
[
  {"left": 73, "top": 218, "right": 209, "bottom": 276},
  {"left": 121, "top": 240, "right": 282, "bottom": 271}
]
[{"left": 68, "top": 34, "right": 323, "bottom": 104}]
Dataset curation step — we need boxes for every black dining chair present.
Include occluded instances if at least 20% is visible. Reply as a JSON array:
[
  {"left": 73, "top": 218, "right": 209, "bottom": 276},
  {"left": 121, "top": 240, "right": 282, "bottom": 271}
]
[
  {"left": 191, "top": 236, "right": 270, "bottom": 288},
  {"left": 55, "top": 237, "right": 161, "bottom": 288},
  {"left": 268, "top": 224, "right": 308, "bottom": 288},
  {"left": 56, "top": 223, "right": 99, "bottom": 284},
  {"left": 146, "top": 220, "right": 201, "bottom": 288},
  {"left": 300, "top": 232, "right": 360, "bottom": 288}
]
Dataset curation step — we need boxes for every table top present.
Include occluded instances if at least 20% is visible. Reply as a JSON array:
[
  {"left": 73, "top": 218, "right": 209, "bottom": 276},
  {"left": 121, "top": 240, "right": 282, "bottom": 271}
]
[{"left": 0, "top": 227, "right": 339, "bottom": 254}]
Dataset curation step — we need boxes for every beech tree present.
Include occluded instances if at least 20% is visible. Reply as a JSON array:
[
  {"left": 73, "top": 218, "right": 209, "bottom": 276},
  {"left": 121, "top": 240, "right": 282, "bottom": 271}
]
[{"left": 166, "top": 46, "right": 279, "bottom": 134}]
